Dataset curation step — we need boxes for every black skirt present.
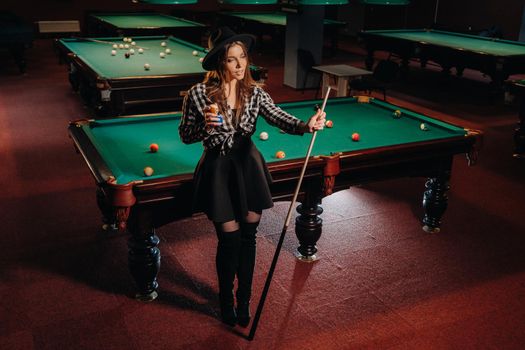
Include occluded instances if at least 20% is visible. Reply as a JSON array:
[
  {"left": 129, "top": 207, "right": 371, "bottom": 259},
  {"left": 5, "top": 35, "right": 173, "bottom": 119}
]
[{"left": 192, "top": 134, "right": 274, "bottom": 222}]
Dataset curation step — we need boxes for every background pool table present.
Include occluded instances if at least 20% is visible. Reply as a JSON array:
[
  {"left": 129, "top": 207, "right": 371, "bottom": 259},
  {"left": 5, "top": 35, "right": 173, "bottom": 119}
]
[
  {"left": 359, "top": 29, "right": 525, "bottom": 86},
  {"left": 218, "top": 11, "right": 345, "bottom": 56},
  {"left": 86, "top": 12, "right": 207, "bottom": 45},
  {"left": 57, "top": 36, "right": 268, "bottom": 116},
  {"left": 68, "top": 96, "right": 481, "bottom": 300}
]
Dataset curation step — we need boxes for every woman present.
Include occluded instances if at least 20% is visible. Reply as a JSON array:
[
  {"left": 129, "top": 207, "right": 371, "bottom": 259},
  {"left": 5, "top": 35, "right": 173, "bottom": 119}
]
[{"left": 179, "top": 26, "right": 326, "bottom": 327}]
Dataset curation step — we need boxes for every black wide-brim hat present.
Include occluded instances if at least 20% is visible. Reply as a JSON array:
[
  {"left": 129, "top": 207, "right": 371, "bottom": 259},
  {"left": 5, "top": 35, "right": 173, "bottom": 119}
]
[{"left": 202, "top": 26, "right": 256, "bottom": 71}]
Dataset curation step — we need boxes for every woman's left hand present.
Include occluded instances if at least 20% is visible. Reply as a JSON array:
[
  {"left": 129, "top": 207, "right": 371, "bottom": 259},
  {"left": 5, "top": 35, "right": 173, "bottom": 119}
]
[{"left": 306, "top": 109, "right": 326, "bottom": 133}]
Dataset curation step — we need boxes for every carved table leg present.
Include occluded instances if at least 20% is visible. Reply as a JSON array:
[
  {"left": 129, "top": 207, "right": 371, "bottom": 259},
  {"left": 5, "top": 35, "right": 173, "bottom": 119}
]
[
  {"left": 294, "top": 179, "right": 323, "bottom": 262},
  {"left": 127, "top": 209, "right": 160, "bottom": 301},
  {"left": 422, "top": 171, "right": 451, "bottom": 233},
  {"left": 513, "top": 97, "right": 525, "bottom": 158}
]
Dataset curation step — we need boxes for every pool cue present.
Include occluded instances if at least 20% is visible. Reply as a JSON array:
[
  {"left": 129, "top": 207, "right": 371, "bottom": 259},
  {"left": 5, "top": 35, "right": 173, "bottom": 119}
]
[{"left": 248, "top": 87, "right": 331, "bottom": 341}]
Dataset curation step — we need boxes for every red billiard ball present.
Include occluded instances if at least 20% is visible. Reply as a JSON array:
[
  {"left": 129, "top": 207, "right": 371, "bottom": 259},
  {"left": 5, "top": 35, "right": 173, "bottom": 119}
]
[
  {"left": 351, "top": 132, "right": 360, "bottom": 141},
  {"left": 325, "top": 120, "right": 333, "bottom": 128},
  {"left": 275, "top": 151, "right": 286, "bottom": 159},
  {"left": 149, "top": 143, "right": 159, "bottom": 152}
]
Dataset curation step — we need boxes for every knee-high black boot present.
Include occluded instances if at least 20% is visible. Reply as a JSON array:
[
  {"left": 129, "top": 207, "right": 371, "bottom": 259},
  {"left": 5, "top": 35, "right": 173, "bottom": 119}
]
[
  {"left": 215, "top": 226, "right": 241, "bottom": 326},
  {"left": 236, "top": 221, "right": 258, "bottom": 327}
]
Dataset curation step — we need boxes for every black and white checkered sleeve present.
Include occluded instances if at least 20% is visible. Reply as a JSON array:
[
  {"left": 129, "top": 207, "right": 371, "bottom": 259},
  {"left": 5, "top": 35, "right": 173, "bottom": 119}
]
[
  {"left": 257, "top": 88, "right": 304, "bottom": 135},
  {"left": 179, "top": 84, "right": 212, "bottom": 144}
]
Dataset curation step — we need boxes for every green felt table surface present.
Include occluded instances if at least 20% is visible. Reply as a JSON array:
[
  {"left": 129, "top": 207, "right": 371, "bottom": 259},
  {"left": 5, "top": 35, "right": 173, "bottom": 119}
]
[
  {"left": 364, "top": 29, "right": 525, "bottom": 56},
  {"left": 81, "top": 97, "right": 466, "bottom": 185},
  {"left": 91, "top": 13, "right": 205, "bottom": 29},
  {"left": 224, "top": 11, "right": 345, "bottom": 26},
  {"left": 59, "top": 36, "right": 207, "bottom": 78}
]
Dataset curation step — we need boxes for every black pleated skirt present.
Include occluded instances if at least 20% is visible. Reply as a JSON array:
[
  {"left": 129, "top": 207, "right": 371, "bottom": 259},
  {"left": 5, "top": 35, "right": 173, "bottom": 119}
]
[{"left": 192, "top": 134, "right": 274, "bottom": 222}]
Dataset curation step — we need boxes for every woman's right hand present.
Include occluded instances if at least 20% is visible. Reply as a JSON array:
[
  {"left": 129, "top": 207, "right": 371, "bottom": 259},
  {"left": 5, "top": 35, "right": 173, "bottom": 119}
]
[{"left": 203, "top": 104, "right": 223, "bottom": 128}]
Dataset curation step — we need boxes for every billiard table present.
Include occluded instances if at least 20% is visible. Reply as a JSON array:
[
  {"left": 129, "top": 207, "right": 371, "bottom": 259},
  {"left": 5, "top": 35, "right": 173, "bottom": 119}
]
[
  {"left": 69, "top": 96, "right": 481, "bottom": 300},
  {"left": 86, "top": 12, "right": 207, "bottom": 45},
  {"left": 56, "top": 36, "right": 268, "bottom": 116},
  {"left": 359, "top": 29, "right": 525, "bottom": 86},
  {"left": 0, "top": 11, "right": 33, "bottom": 73},
  {"left": 218, "top": 11, "right": 345, "bottom": 56},
  {"left": 506, "top": 79, "right": 525, "bottom": 157}
]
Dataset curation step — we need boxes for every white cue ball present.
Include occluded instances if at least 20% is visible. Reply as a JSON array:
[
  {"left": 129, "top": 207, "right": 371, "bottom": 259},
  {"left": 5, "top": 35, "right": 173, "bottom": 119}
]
[
  {"left": 112, "top": 44, "right": 118, "bottom": 49},
  {"left": 118, "top": 44, "right": 124, "bottom": 49},
  {"left": 144, "top": 63, "right": 151, "bottom": 70},
  {"left": 111, "top": 50, "right": 117, "bottom": 56},
  {"left": 165, "top": 48, "right": 171, "bottom": 54},
  {"left": 161, "top": 41, "right": 167, "bottom": 47},
  {"left": 160, "top": 52, "right": 165, "bottom": 58},
  {"left": 420, "top": 123, "right": 428, "bottom": 130},
  {"left": 192, "top": 50, "right": 199, "bottom": 56},
  {"left": 144, "top": 166, "right": 154, "bottom": 176},
  {"left": 138, "top": 48, "right": 144, "bottom": 54},
  {"left": 129, "top": 48, "right": 135, "bottom": 54},
  {"left": 259, "top": 132, "right": 269, "bottom": 141},
  {"left": 198, "top": 57, "right": 204, "bottom": 63}
]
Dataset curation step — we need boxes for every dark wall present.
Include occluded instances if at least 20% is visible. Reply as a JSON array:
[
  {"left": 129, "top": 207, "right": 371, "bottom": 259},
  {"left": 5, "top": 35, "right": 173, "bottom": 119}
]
[{"left": 3, "top": 0, "right": 524, "bottom": 40}]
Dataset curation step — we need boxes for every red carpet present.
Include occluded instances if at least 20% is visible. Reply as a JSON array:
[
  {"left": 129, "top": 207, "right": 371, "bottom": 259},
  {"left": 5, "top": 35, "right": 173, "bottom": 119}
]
[{"left": 1, "top": 37, "right": 525, "bottom": 349}]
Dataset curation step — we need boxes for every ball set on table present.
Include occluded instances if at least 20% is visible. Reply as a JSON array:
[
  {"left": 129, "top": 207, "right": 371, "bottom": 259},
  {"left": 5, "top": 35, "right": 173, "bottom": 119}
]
[{"left": 110, "top": 38, "right": 204, "bottom": 70}]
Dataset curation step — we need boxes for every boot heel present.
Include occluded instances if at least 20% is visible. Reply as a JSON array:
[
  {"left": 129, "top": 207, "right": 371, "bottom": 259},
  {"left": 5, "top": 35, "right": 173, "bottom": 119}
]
[
  {"left": 220, "top": 302, "right": 237, "bottom": 327},
  {"left": 236, "top": 301, "right": 251, "bottom": 327}
]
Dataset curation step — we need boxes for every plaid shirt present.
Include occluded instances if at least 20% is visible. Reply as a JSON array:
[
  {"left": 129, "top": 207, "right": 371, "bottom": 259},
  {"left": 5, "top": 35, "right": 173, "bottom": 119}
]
[{"left": 180, "top": 83, "right": 304, "bottom": 155}]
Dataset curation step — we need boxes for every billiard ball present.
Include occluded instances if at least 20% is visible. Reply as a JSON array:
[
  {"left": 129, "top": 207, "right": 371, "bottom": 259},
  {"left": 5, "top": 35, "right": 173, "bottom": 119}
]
[
  {"left": 192, "top": 50, "right": 199, "bottom": 56},
  {"left": 144, "top": 63, "right": 151, "bottom": 70},
  {"left": 118, "top": 44, "right": 124, "bottom": 49},
  {"left": 127, "top": 38, "right": 132, "bottom": 43},
  {"left": 160, "top": 52, "right": 165, "bottom": 58},
  {"left": 138, "top": 48, "right": 144, "bottom": 54},
  {"left": 325, "top": 120, "right": 333, "bottom": 128},
  {"left": 351, "top": 132, "right": 360, "bottom": 141},
  {"left": 123, "top": 37, "right": 128, "bottom": 42},
  {"left": 144, "top": 166, "right": 154, "bottom": 176},
  {"left": 259, "top": 132, "right": 269, "bottom": 141},
  {"left": 124, "top": 52, "right": 130, "bottom": 59},
  {"left": 420, "top": 123, "right": 428, "bottom": 131},
  {"left": 131, "top": 41, "right": 136, "bottom": 46},
  {"left": 111, "top": 50, "right": 117, "bottom": 56},
  {"left": 112, "top": 44, "right": 118, "bottom": 49},
  {"left": 149, "top": 143, "right": 159, "bottom": 152},
  {"left": 275, "top": 151, "right": 286, "bottom": 159},
  {"left": 393, "top": 110, "right": 402, "bottom": 118},
  {"left": 124, "top": 44, "right": 129, "bottom": 49},
  {"left": 129, "top": 49, "right": 135, "bottom": 54},
  {"left": 165, "top": 48, "right": 171, "bottom": 54},
  {"left": 199, "top": 57, "right": 204, "bottom": 63},
  {"left": 161, "top": 41, "right": 167, "bottom": 47}
]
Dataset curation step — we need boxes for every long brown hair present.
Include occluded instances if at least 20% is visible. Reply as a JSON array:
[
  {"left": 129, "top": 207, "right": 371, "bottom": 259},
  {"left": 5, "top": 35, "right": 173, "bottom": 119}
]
[{"left": 203, "top": 41, "right": 260, "bottom": 126}]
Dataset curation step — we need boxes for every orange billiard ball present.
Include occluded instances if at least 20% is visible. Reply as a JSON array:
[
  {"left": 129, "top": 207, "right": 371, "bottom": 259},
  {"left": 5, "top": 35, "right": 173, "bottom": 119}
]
[
  {"left": 149, "top": 143, "right": 159, "bottom": 152},
  {"left": 144, "top": 166, "right": 154, "bottom": 176},
  {"left": 351, "top": 132, "right": 360, "bottom": 141},
  {"left": 325, "top": 120, "right": 333, "bottom": 128},
  {"left": 275, "top": 151, "right": 286, "bottom": 159}
]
